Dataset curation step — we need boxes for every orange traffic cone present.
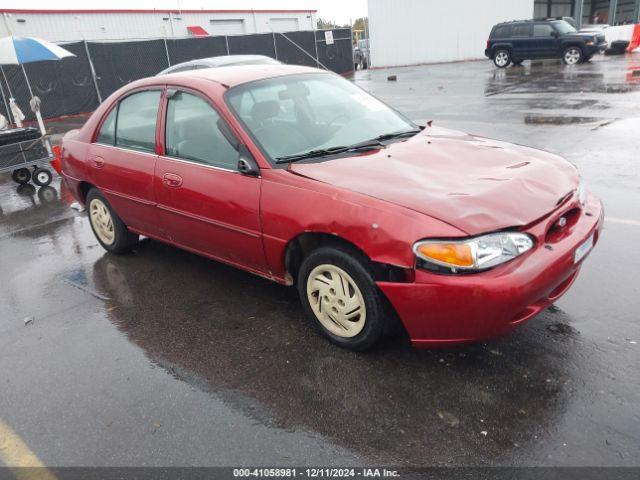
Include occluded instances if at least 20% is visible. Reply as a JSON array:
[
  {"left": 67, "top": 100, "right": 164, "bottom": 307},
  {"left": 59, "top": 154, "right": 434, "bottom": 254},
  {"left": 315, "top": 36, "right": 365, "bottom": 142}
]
[{"left": 628, "top": 24, "right": 640, "bottom": 52}]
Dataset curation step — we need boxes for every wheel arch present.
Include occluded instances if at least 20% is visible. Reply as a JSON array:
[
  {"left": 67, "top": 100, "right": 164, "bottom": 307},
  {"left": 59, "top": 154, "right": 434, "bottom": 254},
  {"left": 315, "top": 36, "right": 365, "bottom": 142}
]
[
  {"left": 283, "top": 232, "right": 410, "bottom": 286},
  {"left": 77, "top": 181, "right": 97, "bottom": 204}
]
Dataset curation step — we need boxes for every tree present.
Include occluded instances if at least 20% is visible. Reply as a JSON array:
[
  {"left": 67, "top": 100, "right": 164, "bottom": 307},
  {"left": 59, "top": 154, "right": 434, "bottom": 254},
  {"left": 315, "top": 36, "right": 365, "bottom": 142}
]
[
  {"left": 317, "top": 17, "right": 348, "bottom": 30},
  {"left": 352, "top": 17, "right": 369, "bottom": 35}
]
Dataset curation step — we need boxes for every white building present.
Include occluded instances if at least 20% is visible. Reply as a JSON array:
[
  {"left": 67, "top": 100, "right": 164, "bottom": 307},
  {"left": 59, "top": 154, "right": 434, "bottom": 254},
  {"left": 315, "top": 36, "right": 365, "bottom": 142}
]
[
  {"left": 0, "top": 8, "right": 318, "bottom": 42},
  {"left": 368, "top": 0, "right": 534, "bottom": 67},
  {"left": 368, "top": 0, "right": 640, "bottom": 67}
]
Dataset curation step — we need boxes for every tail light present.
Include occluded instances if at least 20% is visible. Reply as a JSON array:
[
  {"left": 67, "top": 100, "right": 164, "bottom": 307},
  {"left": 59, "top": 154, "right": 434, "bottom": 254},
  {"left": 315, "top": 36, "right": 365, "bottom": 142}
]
[{"left": 486, "top": 39, "right": 490, "bottom": 49}]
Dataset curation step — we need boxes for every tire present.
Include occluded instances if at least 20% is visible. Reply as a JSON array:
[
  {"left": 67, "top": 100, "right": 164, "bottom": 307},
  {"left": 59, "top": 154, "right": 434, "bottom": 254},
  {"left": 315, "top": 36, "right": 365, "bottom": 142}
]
[
  {"left": 38, "top": 186, "right": 58, "bottom": 203},
  {"left": 493, "top": 49, "right": 511, "bottom": 68},
  {"left": 11, "top": 168, "right": 31, "bottom": 185},
  {"left": 86, "top": 188, "right": 139, "bottom": 254},
  {"left": 32, "top": 167, "right": 53, "bottom": 187},
  {"left": 297, "top": 245, "right": 388, "bottom": 351},
  {"left": 562, "top": 46, "right": 583, "bottom": 65}
]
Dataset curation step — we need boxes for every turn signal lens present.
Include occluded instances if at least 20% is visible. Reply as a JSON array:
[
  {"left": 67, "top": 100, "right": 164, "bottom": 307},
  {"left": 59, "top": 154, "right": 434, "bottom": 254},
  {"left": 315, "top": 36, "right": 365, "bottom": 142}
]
[{"left": 416, "top": 243, "right": 473, "bottom": 267}]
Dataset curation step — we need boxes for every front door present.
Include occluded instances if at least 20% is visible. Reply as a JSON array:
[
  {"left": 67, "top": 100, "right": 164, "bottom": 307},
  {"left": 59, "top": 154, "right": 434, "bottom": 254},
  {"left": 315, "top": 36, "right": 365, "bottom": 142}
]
[
  {"left": 154, "top": 89, "right": 266, "bottom": 272},
  {"left": 87, "top": 89, "right": 162, "bottom": 235},
  {"left": 532, "top": 23, "right": 560, "bottom": 58},
  {"left": 510, "top": 23, "right": 533, "bottom": 60}
]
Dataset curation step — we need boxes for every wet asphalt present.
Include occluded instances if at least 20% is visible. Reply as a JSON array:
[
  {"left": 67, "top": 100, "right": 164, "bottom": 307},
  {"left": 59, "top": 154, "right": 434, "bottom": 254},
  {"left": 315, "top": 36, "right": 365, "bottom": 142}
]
[{"left": 0, "top": 54, "right": 639, "bottom": 468}]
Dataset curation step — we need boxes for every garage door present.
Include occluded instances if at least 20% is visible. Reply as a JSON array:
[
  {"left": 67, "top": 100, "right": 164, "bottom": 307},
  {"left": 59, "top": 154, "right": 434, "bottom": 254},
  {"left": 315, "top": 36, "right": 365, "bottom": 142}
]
[
  {"left": 209, "top": 19, "right": 245, "bottom": 35},
  {"left": 269, "top": 18, "right": 299, "bottom": 32}
]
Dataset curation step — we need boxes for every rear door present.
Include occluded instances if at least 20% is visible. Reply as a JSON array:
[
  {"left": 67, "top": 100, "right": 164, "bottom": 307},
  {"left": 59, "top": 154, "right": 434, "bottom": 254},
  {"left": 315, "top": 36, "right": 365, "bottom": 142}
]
[
  {"left": 510, "top": 23, "right": 533, "bottom": 59},
  {"left": 532, "top": 23, "right": 560, "bottom": 58},
  {"left": 87, "top": 89, "right": 162, "bottom": 235},
  {"left": 154, "top": 88, "right": 266, "bottom": 271}
]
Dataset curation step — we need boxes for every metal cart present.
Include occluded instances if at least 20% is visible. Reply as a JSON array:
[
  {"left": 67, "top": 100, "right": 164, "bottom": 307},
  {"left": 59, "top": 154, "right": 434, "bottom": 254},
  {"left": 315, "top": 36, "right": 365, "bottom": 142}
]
[{"left": 0, "top": 136, "right": 54, "bottom": 187}]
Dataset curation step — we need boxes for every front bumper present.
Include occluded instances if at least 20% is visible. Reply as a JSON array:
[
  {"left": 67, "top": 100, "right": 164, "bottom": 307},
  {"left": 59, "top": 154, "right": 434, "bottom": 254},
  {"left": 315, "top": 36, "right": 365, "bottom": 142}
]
[
  {"left": 586, "top": 42, "right": 608, "bottom": 55},
  {"left": 378, "top": 193, "right": 603, "bottom": 348}
]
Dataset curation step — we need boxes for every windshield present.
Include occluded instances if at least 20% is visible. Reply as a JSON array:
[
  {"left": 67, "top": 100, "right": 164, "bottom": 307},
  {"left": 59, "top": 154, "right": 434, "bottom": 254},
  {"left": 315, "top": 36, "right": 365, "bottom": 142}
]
[
  {"left": 226, "top": 73, "right": 416, "bottom": 163},
  {"left": 552, "top": 20, "right": 577, "bottom": 35}
]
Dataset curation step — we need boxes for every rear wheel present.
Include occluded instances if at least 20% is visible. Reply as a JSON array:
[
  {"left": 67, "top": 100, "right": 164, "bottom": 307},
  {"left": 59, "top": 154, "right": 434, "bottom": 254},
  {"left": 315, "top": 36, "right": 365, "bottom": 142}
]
[
  {"left": 11, "top": 168, "right": 31, "bottom": 185},
  {"left": 297, "top": 246, "right": 388, "bottom": 351},
  {"left": 563, "top": 46, "right": 583, "bottom": 65},
  {"left": 86, "top": 189, "right": 139, "bottom": 254},
  {"left": 493, "top": 49, "right": 511, "bottom": 68}
]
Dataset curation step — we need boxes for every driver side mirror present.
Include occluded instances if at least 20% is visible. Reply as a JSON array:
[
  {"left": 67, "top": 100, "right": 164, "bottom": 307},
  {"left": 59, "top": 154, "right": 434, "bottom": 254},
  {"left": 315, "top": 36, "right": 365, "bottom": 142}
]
[
  {"left": 551, "top": 30, "right": 559, "bottom": 37},
  {"left": 237, "top": 144, "right": 260, "bottom": 177}
]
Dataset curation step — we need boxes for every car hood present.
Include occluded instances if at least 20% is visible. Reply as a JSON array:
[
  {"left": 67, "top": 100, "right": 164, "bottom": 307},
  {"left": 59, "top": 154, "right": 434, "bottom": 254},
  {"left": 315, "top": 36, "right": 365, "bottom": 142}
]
[{"left": 288, "top": 126, "right": 579, "bottom": 236}]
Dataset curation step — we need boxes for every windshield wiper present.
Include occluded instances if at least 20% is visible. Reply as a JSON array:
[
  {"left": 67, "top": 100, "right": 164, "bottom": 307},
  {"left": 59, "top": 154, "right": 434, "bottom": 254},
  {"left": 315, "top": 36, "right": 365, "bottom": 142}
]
[
  {"left": 275, "top": 141, "right": 384, "bottom": 164},
  {"left": 373, "top": 129, "right": 422, "bottom": 142}
]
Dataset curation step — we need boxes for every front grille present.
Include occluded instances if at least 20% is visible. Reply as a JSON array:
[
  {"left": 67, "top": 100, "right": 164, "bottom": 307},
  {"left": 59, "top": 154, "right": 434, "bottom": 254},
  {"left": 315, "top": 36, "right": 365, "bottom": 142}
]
[{"left": 545, "top": 208, "right": 581, "bottom": 243}]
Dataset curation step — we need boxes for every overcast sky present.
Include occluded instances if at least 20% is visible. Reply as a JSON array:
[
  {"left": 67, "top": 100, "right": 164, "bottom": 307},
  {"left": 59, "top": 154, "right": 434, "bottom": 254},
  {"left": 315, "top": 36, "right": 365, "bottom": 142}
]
[{"left": 2, "top": 0, "right": 368, "bottom": 26}]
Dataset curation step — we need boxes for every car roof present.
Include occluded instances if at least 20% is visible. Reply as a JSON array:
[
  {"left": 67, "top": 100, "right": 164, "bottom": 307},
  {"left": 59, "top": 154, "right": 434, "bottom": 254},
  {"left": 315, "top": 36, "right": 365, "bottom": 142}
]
[{"left": 149, "top": 64, "right": 328, "bottom": 89}]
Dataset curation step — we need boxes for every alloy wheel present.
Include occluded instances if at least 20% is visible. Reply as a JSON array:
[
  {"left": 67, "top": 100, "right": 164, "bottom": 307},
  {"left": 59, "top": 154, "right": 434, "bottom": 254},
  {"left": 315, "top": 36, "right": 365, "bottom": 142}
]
[
  {"left": 306, "top": 264, "right": 366, "bottom": 338},
  {"left": 564, "top": 48, "right": 581, "bottom": 65},
  {"left": 495, "top": 51, "right": 509, "bottom": 67}
]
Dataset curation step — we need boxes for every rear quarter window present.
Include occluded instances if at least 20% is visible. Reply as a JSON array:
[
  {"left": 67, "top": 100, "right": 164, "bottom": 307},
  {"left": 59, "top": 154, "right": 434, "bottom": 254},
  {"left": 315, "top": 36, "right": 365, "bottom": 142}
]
[{"left": 492, "top": 25, "right": 512, "bottom": 38}]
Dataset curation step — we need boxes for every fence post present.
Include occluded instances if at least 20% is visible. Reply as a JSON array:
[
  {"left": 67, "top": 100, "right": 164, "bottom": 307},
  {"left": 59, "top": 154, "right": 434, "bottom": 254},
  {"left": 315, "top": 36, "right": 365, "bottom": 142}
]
[
  {"left": 83, "top": 40, "right": 103, "bottom": 104},
  {"left": 272, "top": 32, "right": 278, "bottom": 60},
  {"left": 313, "top": 30, "right": 320, "bottom": 68},
  {"left": 225, "top": 35, "right": 230, "bottom": 55},
  {"left": 163, "top": 38, "right": 171, "bottom": 67}
]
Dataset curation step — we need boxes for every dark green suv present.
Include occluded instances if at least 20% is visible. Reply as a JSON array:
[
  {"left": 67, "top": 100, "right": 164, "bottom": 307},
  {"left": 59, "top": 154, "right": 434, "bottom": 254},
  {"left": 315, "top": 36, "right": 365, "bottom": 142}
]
[{"left": 485, "top": 19, "right": 608, "bottom": 68}]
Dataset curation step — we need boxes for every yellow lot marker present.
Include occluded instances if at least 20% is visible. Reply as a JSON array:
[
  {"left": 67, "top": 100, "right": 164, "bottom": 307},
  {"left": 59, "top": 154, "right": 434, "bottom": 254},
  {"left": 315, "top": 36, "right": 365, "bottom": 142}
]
[
  {"left": 605, "top": 217, "right": 640, "bottom": 227},
  {"left": 0, "top": 419, "right": 57, "bottom": 480}
]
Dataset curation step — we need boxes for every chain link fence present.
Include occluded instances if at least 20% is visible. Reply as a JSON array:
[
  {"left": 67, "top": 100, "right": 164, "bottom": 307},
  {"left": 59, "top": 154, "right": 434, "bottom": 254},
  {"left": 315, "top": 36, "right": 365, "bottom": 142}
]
[{"left": 0, "top": 28, "right": 353, "bottom": 123}]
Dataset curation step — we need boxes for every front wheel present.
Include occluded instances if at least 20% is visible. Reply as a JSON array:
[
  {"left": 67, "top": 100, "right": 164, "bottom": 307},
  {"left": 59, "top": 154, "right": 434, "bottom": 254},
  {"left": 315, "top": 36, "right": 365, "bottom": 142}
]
[
  {"left": 493, "top": 49, "right": 511, "bottom": 68},
  {"left": 563, "top": 46, "right": 583, "bottom": 65},
  {"left": 297, "top": 246, "right": 388, "bottom": 351},
  {"left": 86, "top": 188, "right": 139, "bottom": 254}
]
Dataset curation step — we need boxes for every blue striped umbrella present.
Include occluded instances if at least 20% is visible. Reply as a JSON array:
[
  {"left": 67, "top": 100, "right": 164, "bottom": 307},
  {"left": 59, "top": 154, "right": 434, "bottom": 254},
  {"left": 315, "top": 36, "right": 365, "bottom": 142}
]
[
  {"left": 0, "top": 36, "right": 75, "bottom": 65},
  {"left": 0, "top": 36, "right": 75, "bottom": 124}
]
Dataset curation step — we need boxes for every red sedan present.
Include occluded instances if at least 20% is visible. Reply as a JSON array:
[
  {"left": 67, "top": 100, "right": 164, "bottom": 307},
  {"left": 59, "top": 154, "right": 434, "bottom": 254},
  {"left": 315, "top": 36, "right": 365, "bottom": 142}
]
[{"left": 60, "top": 65, "right": 603, "bottom": 350}]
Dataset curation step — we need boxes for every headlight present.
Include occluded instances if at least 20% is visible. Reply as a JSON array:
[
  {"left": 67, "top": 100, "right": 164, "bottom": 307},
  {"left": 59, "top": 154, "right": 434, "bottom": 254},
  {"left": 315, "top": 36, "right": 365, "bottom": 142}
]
[
  {"left": 577, "top": 181, "right": 586, "bottom": 205},
  {"left": 413, "top": 232, "right": 534, "bottom": 273},
  {"left": 586, "top": 40, "right": 594, "bottom": 45}
]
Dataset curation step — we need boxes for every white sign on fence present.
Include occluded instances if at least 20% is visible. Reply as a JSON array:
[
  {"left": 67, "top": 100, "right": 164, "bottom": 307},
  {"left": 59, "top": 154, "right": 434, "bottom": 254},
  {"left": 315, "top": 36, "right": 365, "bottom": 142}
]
[{"left": 325, "top": 31, "right": 334, "bottom": 45}]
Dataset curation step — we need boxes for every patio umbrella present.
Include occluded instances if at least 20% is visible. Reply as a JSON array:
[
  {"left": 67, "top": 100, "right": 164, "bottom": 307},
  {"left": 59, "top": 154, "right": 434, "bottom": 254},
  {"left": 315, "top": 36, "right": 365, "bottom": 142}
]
[{"left": 0, "top": 36, "right": 75, "bottom": 129}]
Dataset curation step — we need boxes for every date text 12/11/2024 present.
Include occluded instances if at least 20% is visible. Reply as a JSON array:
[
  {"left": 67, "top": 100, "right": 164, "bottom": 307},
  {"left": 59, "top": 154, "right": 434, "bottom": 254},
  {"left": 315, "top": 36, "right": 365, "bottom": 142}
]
[{"left": 233, "top": 468, "right": 400, "bottom": 478}]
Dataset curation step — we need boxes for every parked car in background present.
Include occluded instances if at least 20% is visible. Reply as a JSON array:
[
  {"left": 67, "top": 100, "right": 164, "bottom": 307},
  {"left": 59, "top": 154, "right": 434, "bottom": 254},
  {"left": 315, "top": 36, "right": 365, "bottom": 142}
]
[
  {"left": 60, "top": 64, "right": 602, "bottom": 351},
  {"left": 157, "top": 55, "right": 281, "bottom": 75},
  {"left": 485, "top": 19, "right": 608, "bottom": 67},
  {"left": 353, "top": 39, "right": 370, "bottom": 69}
]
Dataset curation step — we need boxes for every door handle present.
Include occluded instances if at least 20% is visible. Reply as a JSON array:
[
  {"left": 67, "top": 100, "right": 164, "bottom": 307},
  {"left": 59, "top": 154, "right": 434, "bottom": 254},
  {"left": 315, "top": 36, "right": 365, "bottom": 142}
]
[
  {"left": 92, "top": 157, "right": 104, "bottom": 168},
  {"left": 163, "top": 173, "right": 183, "bottom": 188}
]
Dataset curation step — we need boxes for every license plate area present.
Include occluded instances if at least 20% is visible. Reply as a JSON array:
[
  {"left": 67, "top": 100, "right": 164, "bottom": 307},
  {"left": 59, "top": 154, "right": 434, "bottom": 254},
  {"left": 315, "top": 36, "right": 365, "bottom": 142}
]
[{"left": 574, "top": 234, "right": 594, "bottom": 264}]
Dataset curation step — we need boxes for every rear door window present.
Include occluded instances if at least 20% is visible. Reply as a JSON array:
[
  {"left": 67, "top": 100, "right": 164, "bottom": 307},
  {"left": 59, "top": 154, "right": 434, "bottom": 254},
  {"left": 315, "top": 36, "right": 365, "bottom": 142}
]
[
  {"left": 96, "top": 107, "right": 117, "bottom": 145},
  {"left": 115, "top": 90, "right": 161, "bottom": 152},
  {"left": 512, "top": 24, "right": 532, "bottom": 37},
  {"left": 533, "top": 24, "right": 555, "bottom": 37}
]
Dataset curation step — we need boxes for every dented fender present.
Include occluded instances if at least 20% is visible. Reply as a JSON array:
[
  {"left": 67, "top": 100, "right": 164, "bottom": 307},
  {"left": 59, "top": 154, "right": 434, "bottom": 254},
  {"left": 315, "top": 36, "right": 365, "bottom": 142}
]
[{"left": 259, "top": 168, "right": 468, "bottom": 280}]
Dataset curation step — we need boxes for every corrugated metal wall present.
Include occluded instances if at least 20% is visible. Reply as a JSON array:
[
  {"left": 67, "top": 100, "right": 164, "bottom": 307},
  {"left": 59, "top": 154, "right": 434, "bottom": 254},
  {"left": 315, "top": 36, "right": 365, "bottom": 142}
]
[
  {"left": 368, "top": 0, "right": 535, "bottom": 67},
  {"left": 0, "top": 11, "right": 317, "bottom": 42}
]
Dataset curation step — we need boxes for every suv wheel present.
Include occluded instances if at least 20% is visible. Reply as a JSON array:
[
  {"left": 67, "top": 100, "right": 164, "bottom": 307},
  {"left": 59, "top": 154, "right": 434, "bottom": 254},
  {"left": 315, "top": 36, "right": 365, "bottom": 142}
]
[
  {"left": 493, "top": 49, "right": 511, "bottom": 68},
  {"left": 563, "top": 46, "right": 583, "bottom": 65},
  {"left": 297, "top": 246, "right": 388, "bottom": 351}
]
